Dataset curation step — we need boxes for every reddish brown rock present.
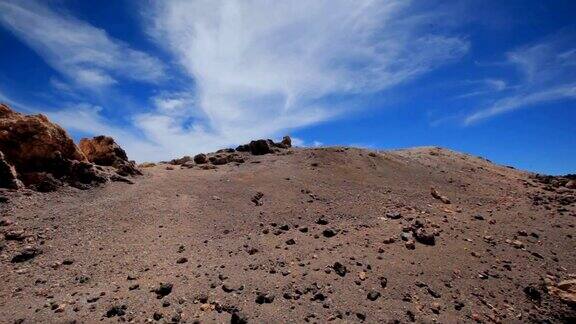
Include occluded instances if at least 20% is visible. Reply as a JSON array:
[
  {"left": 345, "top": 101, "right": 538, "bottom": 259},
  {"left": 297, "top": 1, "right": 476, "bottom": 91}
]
[
  {"left": 0, "top": 104, "right": 105, "bottom": 189},
  {"left": 79, "top": 136, "right": 141, "bottom": 176},
  {"left": 0, "top": 104, "right": 86, "bottom": 173},
  {"left": 431, "top": 187, "right": 451, "bottom": 204}
]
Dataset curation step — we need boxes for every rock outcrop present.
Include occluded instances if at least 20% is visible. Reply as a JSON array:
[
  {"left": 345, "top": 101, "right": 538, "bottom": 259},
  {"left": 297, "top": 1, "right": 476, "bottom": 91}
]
[
  {"left": 0, "top": 104, "right": 107, "bottom": 190},
  {"left": 173, "top": 136, "right": 294, "bottom": 170},
  {"left": 0, "top": 104, "right": 138, "bottom": 190},
  {"left": 236, "top": 136, "right": 293, "bottom": 155},
  {"left": 0, "top": 104, "right": 86, "bottom": 173},
  {"left": 79, "top": 136, "right": 141, "bottom": 176}
]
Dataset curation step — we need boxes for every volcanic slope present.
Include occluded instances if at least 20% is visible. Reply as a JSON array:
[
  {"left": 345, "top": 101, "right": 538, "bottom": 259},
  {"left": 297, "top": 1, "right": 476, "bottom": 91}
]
[{"left": 0, "top": 146, "right": 574, "bottom": 323}]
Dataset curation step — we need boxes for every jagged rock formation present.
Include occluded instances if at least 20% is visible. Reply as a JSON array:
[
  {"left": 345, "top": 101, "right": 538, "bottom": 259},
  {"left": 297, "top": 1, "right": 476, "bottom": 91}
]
[
  {"left": 0, "top": 104, "right": 86, "bottom": 171},
  {"left": 79, "top": 136, "right": 141, "bottom": 176},
  {"left": 0, "top": 104, "right": 136, "bottom": 190}
]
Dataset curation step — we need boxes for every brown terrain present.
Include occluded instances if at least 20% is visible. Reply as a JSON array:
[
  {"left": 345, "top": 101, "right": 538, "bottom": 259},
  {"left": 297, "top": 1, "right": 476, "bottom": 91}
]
[{"left": 0, "top": 104, "right": 575, "bottom": 323}]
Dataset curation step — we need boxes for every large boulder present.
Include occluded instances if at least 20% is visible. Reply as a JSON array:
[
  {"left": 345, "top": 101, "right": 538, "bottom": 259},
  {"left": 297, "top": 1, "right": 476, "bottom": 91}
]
[
  {"left": 0, "top": 104, "right": 87, "bottom": 174},
  {"left": 249, "top": 139, "right": 275, "bottom": 155},
  {"left": 79, "top": 136, "right": 141, "bottom": 176},
  {"left": 0, "top": 104, "right": 106, "bottom": 189}
]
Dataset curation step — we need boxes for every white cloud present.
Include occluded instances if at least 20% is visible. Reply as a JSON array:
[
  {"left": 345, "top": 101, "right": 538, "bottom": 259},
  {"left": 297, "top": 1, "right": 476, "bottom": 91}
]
[
  {"left": 465, "top": 34, "right": 576, "bottom": 124},
  {"left": 0, "top": 0, "right": 165, "bottom": 88},
  {"left": 43, "top": 104, "right": 167, "bottom": 162},
  {"left": 465, "top": 84, "right": 576, "bottom": 124},
  {"left": 455, "top": 78, "right": 509, "bottom": 99},
  {"left": 136, "top": 0, "right": 468, "bottom": 157},
  {"left": 2, "top": 1, "right": 469, "bottom": 161}
]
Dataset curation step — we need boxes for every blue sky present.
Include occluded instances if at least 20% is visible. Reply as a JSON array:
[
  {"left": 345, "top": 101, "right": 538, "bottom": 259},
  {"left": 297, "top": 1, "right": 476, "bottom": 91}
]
[{"left": 0, "top": 0, "right": 574, "bottom": 174}]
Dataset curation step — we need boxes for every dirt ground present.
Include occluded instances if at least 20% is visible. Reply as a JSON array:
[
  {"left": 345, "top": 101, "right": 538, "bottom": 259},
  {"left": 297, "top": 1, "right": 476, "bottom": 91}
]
[{"left": 1, "top": 146, "right": 574, "bottom": 323}]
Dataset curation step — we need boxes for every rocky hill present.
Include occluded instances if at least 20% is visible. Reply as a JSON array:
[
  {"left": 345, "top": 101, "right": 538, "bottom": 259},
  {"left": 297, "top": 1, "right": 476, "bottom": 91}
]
[{"left": 0, "top": 104, "right": 575, "bottom": 323}]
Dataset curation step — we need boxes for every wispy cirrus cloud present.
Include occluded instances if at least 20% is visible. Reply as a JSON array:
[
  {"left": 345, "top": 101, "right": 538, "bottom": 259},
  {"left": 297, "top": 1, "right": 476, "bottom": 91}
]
[
  {"left": 130, "top": 0, "right": 469, "bottom": 158},
  {"left": 464, "top": 33, "right": 576, "bottom": 125},
  {"left": 1, "top": 0, "right": 469, "bottom": 161},
  {"left": 0, "top": 0, "right": 166, "bottom": 88}
]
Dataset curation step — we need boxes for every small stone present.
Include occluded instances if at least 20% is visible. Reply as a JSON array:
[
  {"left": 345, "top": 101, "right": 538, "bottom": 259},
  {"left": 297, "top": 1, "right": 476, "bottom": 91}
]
[
  {"left": 316, "top": 217, "right": 329, "bottom": 225},
  {"left": 105, "top": 305, "right": 126, "bottom": 317},
  {"left": 383, "top": 237, "right": 396, "bottom": 244},
  {"left": 11, "top": 246, "right": 41, "bottom": 263},
  {"left": 431, "top": 302, "right": 442, "bottom": 314},
  {"left": 255, "top": 292, "right": 275, "bottom": 304},
  {"left": 405, "top": 240, "right": 416, "bottom": 250},
  {"left": 523, "top": 285, "right": 542, "bottom": 301},
  {"left": 176, "top": 257, "right": 188, "bottom": 264},
  {"left": 222, "top": 284, "right": 236, "bottom": 293},
  {"left": 427, "top": 287, "right": 441, "bottom": 298},
  {"left": 200, "top": 303, "right": 211, "bottom": 311},
  {"left": 129, "top": 284, "right": 140, "bottom": 290},
  {"left": 332, "top": 262, "right": 348, "bottom": 277},
  {"left": 386, "top": 212, "right": 402, "bottom": 219},
  {"left": 155, "top": 283, "right": 173, "bottom": 298},
  {"left": 285, "top": 238, "right": 296, "bottom": 245},
  {"left": 380, "top": 277, "right": 388, "bottom": 288},
  {"left": 512, "top": 240, "right": 524, "bottom": 249},
  {"left": 367, "top": 290, "right": 381, "bottom": 301},
  {"left": 153, "top": 312, "right": 163, "bottom": 320},
  {"left": 413, "top": 228, "right": 436, "bottom": 246},
  {"left": 431, "top": 187, "right": 451, "bottom": 204},
  {"left": 517, "top": 230, "right": 528, "bottom": 236},
  {"left": 251, "top": 192, "right": 264, "bottom": 206},
  {"left": 231, "top": 311, "right": 248, "bottom": 324},
  {"left": 53, "top": 304, "right": 66, "bottom": 313},
  {"left": 4, "top": 229, "right": 26, "bottom": 241},
  {"left": 322, "top": 228, "right": 337, "bottom": 238}
]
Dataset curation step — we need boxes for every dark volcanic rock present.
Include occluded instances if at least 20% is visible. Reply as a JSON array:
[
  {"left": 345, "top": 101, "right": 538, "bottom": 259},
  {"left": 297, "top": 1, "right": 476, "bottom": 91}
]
[
  {"left": 105, "top": 305, "right": 126, "bottom": 317},
  {"left": 231, "top": 311, "right": 248, "bottom": 324},
  {"left": 367, "top": 290, "right": 381, "bottom": 301},
  {"left": 194, "top": 153, "right": 208, "bottom": 164},
  {"left": 333, "top": 262, "right": 348, "bottom": 277},
  {"left": 11, "top": 246, "right": 41, "bottom": 263},
  {"left": 255, "top": 292, "right": 275, "bottom": 304},
  {"left": 155, "top": 283, "right": 173, "bottom": 298},
  {"left": 322, "top": 228, "right": 337, "bottom": 238},
  {"left": 235, "top": 136, "right": 291, "bottom": 155},
  {"left": 249, "top": 139, "right": 275, "bottom": 155},
  {"left": 413, "top": 228, "right": 436, "bottom": 246},
  {"left": 251, "top": 192, "right": 264, "bottom": 206}
]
